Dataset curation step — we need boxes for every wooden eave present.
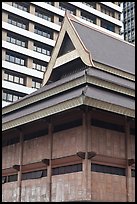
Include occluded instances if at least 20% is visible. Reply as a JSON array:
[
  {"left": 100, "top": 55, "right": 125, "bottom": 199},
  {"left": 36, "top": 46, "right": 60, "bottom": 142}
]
[
  {"left": 2, "top": 93, "right": 134, "bottom": 132},
  {"left": 2, "top": 68, "right": 134, "bottom": 116},
  {"left": 93, "top": 61, "right": 135, "bottom": 81}
]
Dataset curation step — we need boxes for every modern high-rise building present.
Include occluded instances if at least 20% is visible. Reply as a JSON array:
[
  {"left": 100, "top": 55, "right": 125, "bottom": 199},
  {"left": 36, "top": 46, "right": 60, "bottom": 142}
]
[
  {"left": 2, "top": 2, "right": 122, "bottom": 107},
  {"left": 121, "top": 2, "right": 135, "bottom": 43}
]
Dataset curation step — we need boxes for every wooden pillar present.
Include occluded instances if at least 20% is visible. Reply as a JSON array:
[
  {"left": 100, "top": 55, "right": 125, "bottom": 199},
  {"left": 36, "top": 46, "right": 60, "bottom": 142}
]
[
  {"left": 18, "top": 128, "right": 24, "bottom": 202},
  {"left": 82, "top": 108, "right": 91, "bottom": 200},
  {"left": 125, "top": 117, "right": 131, "bottom": 202},
  {"left": 48, "top": 118, "right": 53, "bottom": 202}
]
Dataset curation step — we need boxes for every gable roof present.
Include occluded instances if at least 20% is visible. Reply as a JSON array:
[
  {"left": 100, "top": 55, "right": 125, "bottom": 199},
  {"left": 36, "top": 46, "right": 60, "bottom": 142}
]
[
  {"left": 71, "top": 18, "right": 135, "bottom": 74},
  {"left": 2, "top": 13, "right": 135, "bottom": 131},
  {"left": 42, "top": 13, "right": 135, "bottom": 85}
]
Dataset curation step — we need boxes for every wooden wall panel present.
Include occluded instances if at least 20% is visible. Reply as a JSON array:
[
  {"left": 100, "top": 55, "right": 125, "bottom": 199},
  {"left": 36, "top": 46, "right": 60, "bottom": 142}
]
[
  {"left": 52, "top": 172, "right": 83, "bottom": 202},
  {"left": 91, "top": 172, "right": 127, "bottom": 202},
  {"left": 90, "top": 126, "right": 125, "bottom": 158},
  {"left": 2, "top": 182, "right": 18, "bottom": 202},
  {"left": 52, "top": 127, "right": 84, "bottom": 158},
  {"left": 2, "top": 143, "right": 20, "bottom": 169},
  {"left": 22, "top": 135, "right": 50, "bottom": 165}
]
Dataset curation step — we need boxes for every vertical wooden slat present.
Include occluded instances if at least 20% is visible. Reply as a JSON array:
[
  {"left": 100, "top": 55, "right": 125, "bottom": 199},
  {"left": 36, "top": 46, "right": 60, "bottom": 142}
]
[
  {"left": 82, "top": 108, "right": 91, "bottom": 200},
  {"left": 48, "top": 118, "right": 53, "bottom": 202},
  {"left": 18, "top": 128, "right": 24, "bottom": 202},
  {"left": 125, "top": 117, "right": 131, "bottom": 202}
]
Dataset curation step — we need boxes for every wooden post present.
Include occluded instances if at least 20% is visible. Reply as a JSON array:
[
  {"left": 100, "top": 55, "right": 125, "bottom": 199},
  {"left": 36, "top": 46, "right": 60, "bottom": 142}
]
[
  {"left": 48, "top": 118, "right": 53, "bottom": 202},
  {"left": 18, "top": 128, "right": 23, "bottom": 202},
  {"left": 125, "top": 117, "right": 131, "bottom": 202},
  {"left": 82, "top": 108, "right": 91, "bottom": 200}
]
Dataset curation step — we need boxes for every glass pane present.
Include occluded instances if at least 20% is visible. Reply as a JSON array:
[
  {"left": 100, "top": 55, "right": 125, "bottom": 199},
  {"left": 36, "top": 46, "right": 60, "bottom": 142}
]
[
  {"left": 9, "top": 75, "right": 14, "bottom": 81},
  {"left": 4, "top": 73, "right": 8, "bottom": 80},
  {"left": 7, "top": 93, "right": 13, "bottom": 102},
  {"left": 16, "top": 58, "right": 20, "bottom": 64},
  {"left": 6, "top": 54, "right": 10, "bottom": 61},
  {"left": 21, "top": 59, "right": 24, "bottom": 65},
  {"left": 2, "top": 92, "right": 7, "bottom": 100},
  {"left": 11, "top": 38, "right": 16, "bottom": 44},
  {"left": 13, "top": 95, "right": 18, "bottom": 101},
  {"left": 20, "top": 78, "right": 24, "bottom": 84},
  {"left": 7, "top": 36, "right": 10, "bottom": 42},
  {"left": 14, "top": 76, "right": 19, "bottom": 83},
  {"left": 16, "top": 40, "right": 21, "bottom": 46},
  {"left": 10, "top": 56, "right": 15, "bottom": 62}
]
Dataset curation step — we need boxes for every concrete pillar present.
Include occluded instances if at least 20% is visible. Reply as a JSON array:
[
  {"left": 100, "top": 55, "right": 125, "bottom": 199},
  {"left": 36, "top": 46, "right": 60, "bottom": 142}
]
[
  {"left": 29, "top": 4, "right": 35, "bottom": 15},
  {"left": 26, "top": 76, "right": 32, "bottom": 87},
  {"left": 2, "top": 49, "right": 6, "bottom": 60},
  {"left": 53, "top": 15, "right": 59, "bottom": 25},
  {"left": 2, "top": 30, "right": 7, "bottom": 41},
  {"left": 96, "top": 18, "right": 101, "bottom": 26},
  {"left": 96, "top": 3, "right": 101, "bottom": 11},
  {"left": 76, "top": 8, "right": 81, "bottom": 17},
  {"left": 2, "top": 70, "right": 5, "bottom": 80},
  {"left": 27, "top": 58, "right": 33, "bottom": 69},
  {"left": 53, "top": 31, "right": 59, "bottom": 41},
  {"left": 114, "top": 12, "right": 120, "bottom": 20},
  {"left": 115, "top": 26, "right": 120, "bottom": 34},
  {"left": 54, "top": 2, "right": 59, "bottom": 8},
  {"left": 27, "top": 40, "right": 34, "bottom": 69},
  {"left": 2, "top": 11, "right": 8, "bottom": 22}
]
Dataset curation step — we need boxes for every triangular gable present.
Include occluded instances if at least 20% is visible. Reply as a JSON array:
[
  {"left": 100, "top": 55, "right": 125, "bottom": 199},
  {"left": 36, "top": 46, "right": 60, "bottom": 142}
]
[
  {"left": 42, "top": 13, "right": 94, "bottom": 86},
  {"left": 58, "top": 33, "right": 75, "bottom": 57}
]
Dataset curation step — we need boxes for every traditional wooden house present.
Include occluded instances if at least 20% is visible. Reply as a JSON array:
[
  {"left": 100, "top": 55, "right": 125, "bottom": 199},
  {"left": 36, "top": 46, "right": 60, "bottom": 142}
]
[{"left": 2, "top": 13, "right": 135, "bottom": 202}]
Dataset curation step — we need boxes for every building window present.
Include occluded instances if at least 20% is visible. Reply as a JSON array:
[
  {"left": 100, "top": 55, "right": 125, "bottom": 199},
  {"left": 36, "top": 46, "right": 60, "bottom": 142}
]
[
  {"left": 7, "top": 33, "right": 27, "bottom": 48},
  {"left": 59, "top": 2, "right": 76, "bottom": 15},
  {"left": 8, "top": 174, "right": 18, "bottom": 182},
  {"left": 52, "top": 163, "right": 82, "bottom": 176},
  {"left": 33, "top": 43, "right": 52, "bottom": 56},
  {"left": 5, "top": 52, "right": 25, "bottom": 66},
  {"left": 8, "top": 15, "right": 27, "bottom": 30},
  {"left": 101, "top": 19, "right": 115, "bottom": 32},
  {"left": 4, "top": 71, "right": 25, "bottom": 85},
  {"left": 34, "top": 25, "right": 53, "bottom": 39},
  {"left": 81, "top": 11, "right": 96, "bottom": 24},
  {"left": 35, "top": 8, "right": 53, "bottom": 22},
  {"left": 82, "top": 2, "right": 96, "bottom": 9},
  {"left": 45, "top": 2, "right": 54, "bottom": 6},
  {"left": 101, "top": 5, "right": 114, "bottom": 17},
  {"left": 22, "top": 170, "right": 47, "bottom": 180},
  {"left": 59, "top": 16, "right": 63, "bottom": 26},
  {"left": 131, "top": 169, "right": 135, "bottom": 177},
  {"left": 2, "top": 174, "right": 18, "bottom": 184},
  {"left": 2, "top": 90, "right": 25, "bottom": 102},
  {"left": 32, "top": 79, "right": 42, "bottom": 89},
  {"left": 33, "top": 60, "right": 47, "bottom": 72},
  {"left": 12, "top": 2, "right": 29, "bottom": 12},
  {"left": 91, "top": 164, "right": 126, "bottom": 176},
  {"left": 2, "top": 176, "right": 7, "bottom": 184}
]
